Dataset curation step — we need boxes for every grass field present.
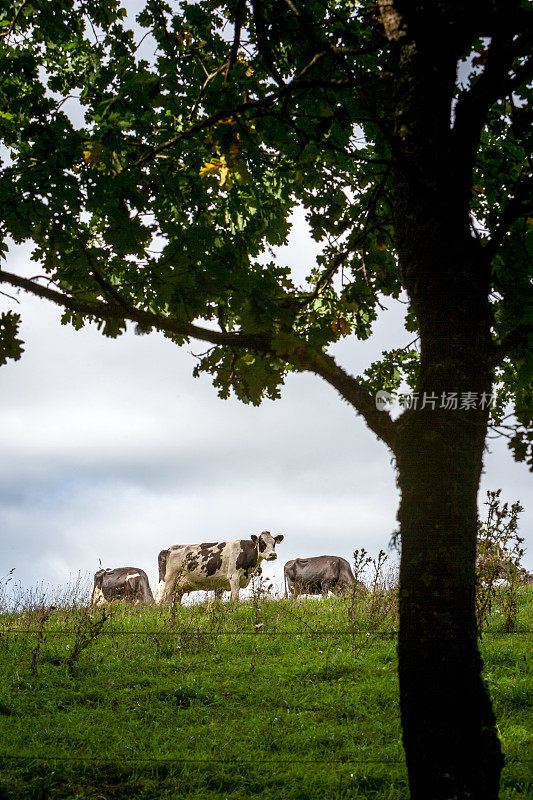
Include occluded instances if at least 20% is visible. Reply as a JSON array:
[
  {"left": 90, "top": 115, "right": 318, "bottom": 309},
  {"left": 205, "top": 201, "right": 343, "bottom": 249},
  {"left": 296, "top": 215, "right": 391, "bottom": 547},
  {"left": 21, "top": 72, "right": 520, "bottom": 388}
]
[{"left": 0, "top": 582, "right": 531, "bottom": 800}]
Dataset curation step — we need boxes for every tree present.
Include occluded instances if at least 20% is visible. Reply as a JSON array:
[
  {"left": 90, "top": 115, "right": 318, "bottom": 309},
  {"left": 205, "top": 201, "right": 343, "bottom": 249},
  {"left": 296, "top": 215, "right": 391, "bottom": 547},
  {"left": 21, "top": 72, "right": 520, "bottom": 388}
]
[{"left": 0, "top": 0, "right": 532, "bottom": 796}]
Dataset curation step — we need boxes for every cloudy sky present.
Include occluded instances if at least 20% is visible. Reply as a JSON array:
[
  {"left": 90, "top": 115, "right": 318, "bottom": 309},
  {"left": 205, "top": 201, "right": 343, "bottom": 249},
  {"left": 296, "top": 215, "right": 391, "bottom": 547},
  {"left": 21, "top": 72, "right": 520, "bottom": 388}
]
[{"left": 1, "top": 207, "right": 531, "bottom": 603}]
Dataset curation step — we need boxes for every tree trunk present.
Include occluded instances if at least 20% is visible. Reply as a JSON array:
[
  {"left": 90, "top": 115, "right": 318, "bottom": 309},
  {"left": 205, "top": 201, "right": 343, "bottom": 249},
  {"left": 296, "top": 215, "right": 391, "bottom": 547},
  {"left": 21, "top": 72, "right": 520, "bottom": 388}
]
[
  {"left": 396, "top": 407, "right": 504, "bottom": 799},
  {"left": 393, "top": 227, "right": 505, "bottom": 796}
]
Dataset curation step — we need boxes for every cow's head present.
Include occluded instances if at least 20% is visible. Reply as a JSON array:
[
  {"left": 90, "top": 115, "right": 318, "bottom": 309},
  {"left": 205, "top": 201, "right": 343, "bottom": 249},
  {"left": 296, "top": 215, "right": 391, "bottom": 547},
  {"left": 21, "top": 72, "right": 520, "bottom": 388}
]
[{"left": 252, "top": 531, "right": 284, "bottom": 561}]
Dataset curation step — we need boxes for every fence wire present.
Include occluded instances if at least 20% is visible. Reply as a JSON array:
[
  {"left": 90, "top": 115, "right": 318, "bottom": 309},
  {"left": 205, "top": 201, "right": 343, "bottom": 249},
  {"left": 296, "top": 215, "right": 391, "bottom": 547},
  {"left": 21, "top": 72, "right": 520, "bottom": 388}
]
[
  {"left": 0, "top": 754, "right": 405, "bottom": 764},
  {"left": 0, "top": 753, "right": 530, "bottom": 765}
]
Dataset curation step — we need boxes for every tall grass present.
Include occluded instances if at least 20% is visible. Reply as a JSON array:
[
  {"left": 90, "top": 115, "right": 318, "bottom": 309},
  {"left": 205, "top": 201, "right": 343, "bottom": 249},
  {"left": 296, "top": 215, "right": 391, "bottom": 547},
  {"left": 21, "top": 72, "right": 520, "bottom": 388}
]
[{"left": 0, "top": 569, "right": 91, "bottom": 616}]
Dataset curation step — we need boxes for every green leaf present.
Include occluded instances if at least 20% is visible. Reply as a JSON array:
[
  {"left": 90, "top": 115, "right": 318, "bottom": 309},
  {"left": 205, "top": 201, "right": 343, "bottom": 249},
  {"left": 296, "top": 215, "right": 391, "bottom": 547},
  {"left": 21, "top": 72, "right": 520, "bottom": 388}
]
[{"left": 0, "top": 311, "right": 24, "bottom": 367}]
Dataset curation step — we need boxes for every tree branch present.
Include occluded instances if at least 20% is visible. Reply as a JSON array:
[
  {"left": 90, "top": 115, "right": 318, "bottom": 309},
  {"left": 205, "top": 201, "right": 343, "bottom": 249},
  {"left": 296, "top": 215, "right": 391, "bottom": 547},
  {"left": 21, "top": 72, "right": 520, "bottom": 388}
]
[
  {"left": 129, "top": 70, "right": 353, "bottom": 170},
  {"left": 290, "top": 346, "right": 398, "bottom": 451},
  {"left": 303, "top": 167, "right": 392, "bottom": 305},
  {"left": 0, "top": 0, "right": 32, "bottom": 42},
  {"left": 226, "top": 0, "right": 247, "bottom": 80},
  {"left": 0, "top": 268, "right": 397, "bottom": 451},
  {"left": 250, "top": 0, "right": 285, "bottom": 87},
  {"left": 485, "top": 175, "right": 533, "bottom": 260},
  {"left": 0, "top": 268, "right": 267, "bottom": 350},
  {"left": 492, "top": 327, "right": 531, "bottom": 366},
  {"left": 452, "top": 7, "right": 525, "bottom": 166}
]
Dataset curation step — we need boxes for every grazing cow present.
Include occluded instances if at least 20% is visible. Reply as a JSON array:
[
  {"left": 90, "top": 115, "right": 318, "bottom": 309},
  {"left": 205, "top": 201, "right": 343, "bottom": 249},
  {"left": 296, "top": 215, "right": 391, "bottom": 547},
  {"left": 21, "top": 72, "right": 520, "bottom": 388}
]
[
  {"left": 284, "top": 555, "right": 359, "bottom": 599},
  {"left": 155, "top": 531, "right": 284, "bottom": 604},
  {"left": 91, "top": 567, "right": 154, "bottom": 606}
]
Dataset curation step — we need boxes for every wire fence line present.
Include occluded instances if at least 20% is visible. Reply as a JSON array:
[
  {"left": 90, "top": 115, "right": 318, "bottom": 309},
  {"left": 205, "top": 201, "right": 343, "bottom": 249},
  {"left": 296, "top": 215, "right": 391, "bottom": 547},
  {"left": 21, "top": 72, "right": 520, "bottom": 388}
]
[
  {"left": 1, "top": 629, "right": 399, "bottom": 637},
  {"left": 0, "top": 754, "right": 405, "bottom": 765},
  {"left": 0, "top": 753, "right": 530, "bottom": 766}
]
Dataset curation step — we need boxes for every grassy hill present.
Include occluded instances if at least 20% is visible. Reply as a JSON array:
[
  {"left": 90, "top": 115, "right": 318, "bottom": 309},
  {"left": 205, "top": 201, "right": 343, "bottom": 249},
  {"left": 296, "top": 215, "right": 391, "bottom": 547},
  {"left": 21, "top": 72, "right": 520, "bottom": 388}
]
[{"left": 0, "top": 583, "right": 531, "bottom": 799}]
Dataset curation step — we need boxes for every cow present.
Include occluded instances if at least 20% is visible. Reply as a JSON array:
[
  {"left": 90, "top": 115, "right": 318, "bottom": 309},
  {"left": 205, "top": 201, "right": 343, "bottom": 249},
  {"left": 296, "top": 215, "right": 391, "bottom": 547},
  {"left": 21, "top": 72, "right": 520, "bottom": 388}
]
[
  {"left": 91, "top": 567, "right": 154, "bottom": 606},
  {"left": 284, "top": 555, "right": 360, "bottom": 599},
  {"left": 154, "top": 531, "right": 284, "bottom": 604}
]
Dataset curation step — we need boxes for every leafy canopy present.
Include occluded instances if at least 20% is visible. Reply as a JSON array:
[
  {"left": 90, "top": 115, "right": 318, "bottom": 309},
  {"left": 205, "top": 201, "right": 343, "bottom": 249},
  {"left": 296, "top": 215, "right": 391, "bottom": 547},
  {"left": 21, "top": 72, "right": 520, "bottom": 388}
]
[{"left": 0, "top": 0, "right": 531, "bottom": 462}]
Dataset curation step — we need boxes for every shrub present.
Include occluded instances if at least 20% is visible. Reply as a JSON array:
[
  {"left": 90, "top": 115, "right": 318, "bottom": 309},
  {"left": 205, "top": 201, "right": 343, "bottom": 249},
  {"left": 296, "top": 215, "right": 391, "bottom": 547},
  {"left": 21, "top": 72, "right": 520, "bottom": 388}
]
[{"left": 476, "top": 490, "right": 525, "bottom": 636}]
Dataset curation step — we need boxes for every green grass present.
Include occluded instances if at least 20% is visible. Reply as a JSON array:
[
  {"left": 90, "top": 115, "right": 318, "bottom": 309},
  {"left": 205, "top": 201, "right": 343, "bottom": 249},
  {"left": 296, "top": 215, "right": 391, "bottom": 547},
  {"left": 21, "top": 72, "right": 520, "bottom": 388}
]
[{"left": 0, "top": 589, "right": 531, "bottom": 799}]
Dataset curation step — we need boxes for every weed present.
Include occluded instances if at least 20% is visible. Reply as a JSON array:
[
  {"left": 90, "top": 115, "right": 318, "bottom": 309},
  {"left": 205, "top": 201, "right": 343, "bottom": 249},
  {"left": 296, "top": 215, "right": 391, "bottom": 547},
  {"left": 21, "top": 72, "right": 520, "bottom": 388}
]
[
  {"left": 367, "top": 551, "right": 398, "bottom": 627},
  {"left": 476, "top": 490, "right": 525, "bottom": 637},
  {"left": 0, "top": 569, "right": 16, "bottom": 616},
  {"left": 66, "top": 607, "right": 110, "bottom": 675},
  {"left": 250, "top": 569, "right": 274, "bottom": 633},
  {"left": 348, "top": 549, "right": 372, "bottom": 654},
  {"left": 347, "top": 550, "right": 398, "bottom": 656},
  {"left": 29, "top": 606, "right": 54, "bottom": 677}
]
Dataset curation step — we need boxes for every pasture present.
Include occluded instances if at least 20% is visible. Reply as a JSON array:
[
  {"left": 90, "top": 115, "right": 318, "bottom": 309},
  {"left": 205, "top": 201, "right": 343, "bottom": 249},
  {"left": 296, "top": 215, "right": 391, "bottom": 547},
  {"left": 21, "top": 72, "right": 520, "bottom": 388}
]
[{"left": 0, "top": 582, "right": 531, "bottom": 800}]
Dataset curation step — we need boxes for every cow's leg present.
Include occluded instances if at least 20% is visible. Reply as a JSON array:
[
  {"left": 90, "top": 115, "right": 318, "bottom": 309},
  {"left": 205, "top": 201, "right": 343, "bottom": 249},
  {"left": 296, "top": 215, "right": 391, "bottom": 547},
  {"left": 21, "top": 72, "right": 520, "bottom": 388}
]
[
  {"left": 154, "top": 581, "right": 163, "bottom": 604},
  {"left": 172, "top": 588, "right": 184, "bottom": 606},
  {"left": 91, "top": 587, "right": 106, "bottom": 607},
  {"left": 229, "top": 577, "right": 240, "bottom": 603},
  {"left": 143, "top": 581, "right": 155, "bottom": 604},
  {"left": 214, "top": 589, "right": 224, "bottom": 602},
  {"left": 156, "top": 582, "right": 173, "bottom": 606},
  {"left": 124, "top": 578, "right": 136, "bottom": 604},
  {"left": 321, "top": 582, "right": 331, "bottom": 599}
]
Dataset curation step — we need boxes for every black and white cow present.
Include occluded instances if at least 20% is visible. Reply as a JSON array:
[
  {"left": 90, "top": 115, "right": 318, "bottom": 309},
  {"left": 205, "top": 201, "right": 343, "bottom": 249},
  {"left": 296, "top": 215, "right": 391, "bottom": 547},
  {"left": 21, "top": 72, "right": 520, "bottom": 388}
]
[
  {"left": 284, "top": 555, "right": 360, "bottom": 599},
  {"left": 155, "top": 531, "right": 284, "bottom": 604},
  {"left": 91, "top": 567, "right": 154, "bottom": 606}
]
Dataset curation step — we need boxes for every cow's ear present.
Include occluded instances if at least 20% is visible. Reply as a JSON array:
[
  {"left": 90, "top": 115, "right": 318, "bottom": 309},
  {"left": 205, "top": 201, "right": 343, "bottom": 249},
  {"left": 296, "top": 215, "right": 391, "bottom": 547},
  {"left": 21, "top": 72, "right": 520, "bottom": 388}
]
[
  {"left": 275, "top": 534, "right": 284, "bottom": 543},
  {"left": 251, "top": 535, "right": 258, "bottom": 543}
]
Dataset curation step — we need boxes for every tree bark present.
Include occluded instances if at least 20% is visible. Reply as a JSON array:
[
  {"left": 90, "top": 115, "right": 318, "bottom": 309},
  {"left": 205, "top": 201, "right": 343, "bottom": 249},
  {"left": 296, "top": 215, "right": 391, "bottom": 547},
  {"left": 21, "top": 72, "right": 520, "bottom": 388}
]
[
  {"left": 393, "top": 230, "right": 505, "bottom": 796},
  {"left": 396, "top": 407, "right": 504, "bottom": 799},
  {"left": 380, "top": 3, "right": 507, "bottom": 790}
]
